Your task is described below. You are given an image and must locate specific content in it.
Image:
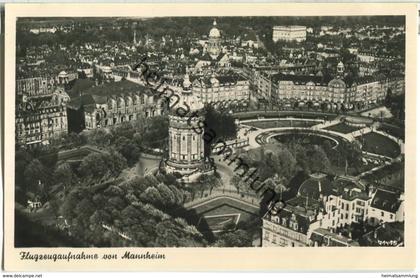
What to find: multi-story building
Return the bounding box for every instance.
[262,196,325,247]
[296,174,371,229]
[272,25,307,42]
[16,87,70,146]
[66,79,163,131]
[259,64,404,107]
[361,222,404,246]
[272,74,348,105]
[309,228,359,247]
[367,188,404,226]
[16,77,54,98]
[262,173,405,247]
[256,71,273,102]
[191,73,250,106]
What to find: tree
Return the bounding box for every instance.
[156,183,176,206]
[24,159,49,190]
[111,122,136,140]
[78,153,108,182]
[114,136,140,167]
[15,148,33,194]
[197,174,220,196]
[106,151,128,178]
[143,116,169,149]
[214,229,252,247]
[307,145,331,173]
[230,174,243,194]
[140,187,163,206]
[262,174,287,195]
[54,162,75,188]
[203,105,238,156]
[87,128,112,147]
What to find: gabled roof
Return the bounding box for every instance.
[272,73,333,86]
[67,80,153,109]
[310,228,359,247]
[371,189,402,213]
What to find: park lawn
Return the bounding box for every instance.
[245,120,317,129]
[324,122,361,134]
[378,125,405,140]
[358,132,401,158]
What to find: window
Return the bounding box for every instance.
[381,211,384,217]
[282,218,287,226]
[390,214,393,220]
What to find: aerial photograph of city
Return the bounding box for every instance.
[14,16,405,248]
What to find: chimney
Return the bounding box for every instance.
[368,185,375,198]
[318,180,323,198]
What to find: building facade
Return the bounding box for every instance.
[191,73,250,106]
[367,188,404,226]
[262,197,324,247]
[262,174,405,247]
[272,25,307,42]
[67,80,163,131]
[16,87,69,146]
[16,77,54,97]
[259,67,404,107]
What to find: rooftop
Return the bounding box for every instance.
[370,189,402,213]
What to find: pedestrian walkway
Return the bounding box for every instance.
[184,188,260,211]
[245,126,355,150]
[351,126,374,138]
[311,118,341,129]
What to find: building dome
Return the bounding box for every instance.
[328,78,346,88]
[210,73,218,85]
[337,61,345,73]
[58,71,68,77]
[209,19,220,38]
[183,73,192,89]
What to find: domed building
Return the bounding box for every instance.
[195,20,230,71]
[207,19,222,60]
[337,61,345,75]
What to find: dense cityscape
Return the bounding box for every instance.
[15,16,405,247]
